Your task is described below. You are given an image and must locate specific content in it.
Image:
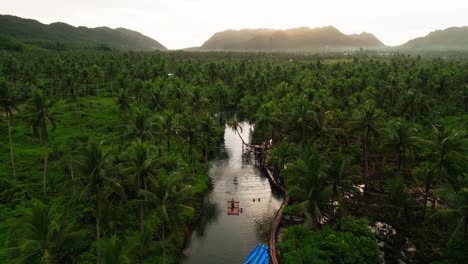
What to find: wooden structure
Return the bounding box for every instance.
[260,152,288,264]
[227,201,240,215]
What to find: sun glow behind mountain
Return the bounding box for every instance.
[1,0,467,49]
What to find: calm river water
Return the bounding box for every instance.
[180,124,283,264]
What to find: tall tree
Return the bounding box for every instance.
[433,184,468,241]
[122,140,159,232]
[138,170,193,264]
[349,102,382,193]
[26,88,56,195]
[285,147,331,228]
[0,76,17,181]
[96,235,130,264]
[6,201,86,264]
[77,141,121,263]
[380,119,420,174]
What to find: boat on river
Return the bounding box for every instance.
[244,243,269,264]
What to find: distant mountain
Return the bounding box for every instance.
[0,15,167,51]
[198,26,384,51]
[402,27,468,50]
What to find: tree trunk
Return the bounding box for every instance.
[43,140,49,195]
[69,162,75,196]
[423,184,429,215]
[140,177,147,233]
[364,134,370,194]
[162,222,166,264]
[433,158,444,210]
[159,137,162,157]
[397,148,402,174]
[75,97,83,134]
[96,82,102,108]
[6,115,16,182]
[96,190,101,264]
[235,129,248,146]
[167,138,170,153]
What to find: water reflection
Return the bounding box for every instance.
[180,123,283,264]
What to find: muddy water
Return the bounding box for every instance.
[180,124,283,264]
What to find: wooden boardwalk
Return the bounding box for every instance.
[261,164,288,264]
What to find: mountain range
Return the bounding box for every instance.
[1,14,468,52]
[401,26,468,51]
[0,15,166,51]
[199,26,384,51]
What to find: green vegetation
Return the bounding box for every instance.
[402,26,468,51]
[0,15,167,51]
[0,47,467,263]
[277,218,380,264]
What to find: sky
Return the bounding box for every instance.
[1,0,467,49]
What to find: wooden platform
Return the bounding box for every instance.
[227,201,240,215]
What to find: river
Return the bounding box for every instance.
[180,123,283,264]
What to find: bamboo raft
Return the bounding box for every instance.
[227,201,240,215]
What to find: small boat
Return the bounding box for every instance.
[243,243,262,264]
[250,245,265,264]
[244,243,269,264]
[256,246,269,264]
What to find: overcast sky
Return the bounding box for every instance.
[1,0,467,49]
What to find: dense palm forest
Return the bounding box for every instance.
[0,49,467,263]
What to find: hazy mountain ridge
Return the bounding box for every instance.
[0,15,167,51]
[402,26,468,50]
[199,26,385,51]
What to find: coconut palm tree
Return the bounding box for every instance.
[227,114,247,145]
[125,225,157,264]
[0,76,18,181]
[255,102,282,142]
[267,143,297,179]
[398,89,433,122]
[386,176,413,226]
[349,101,382,193]
[427,125,468,182]
[96,235,130,264]
[90,64,104,107]
[433,184,468,241]
[6,200,86,264]
[285,147,332,228]
[123,108,154,142]
[327,153,357,211]
[188,85,208,124]
[380,119,420,173]
[412,164,437,215]
[77,141,121,262]
[155,112,179,154]
[137,170,193,264]
[116,88,131,113]
[26,88,56,195]
[122,139,159,232]
[286,96,316,146]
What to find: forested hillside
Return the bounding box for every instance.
[199,26,384,51]
[0,50,467,263]
[403,26,468,50]
[0,15,167,51]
